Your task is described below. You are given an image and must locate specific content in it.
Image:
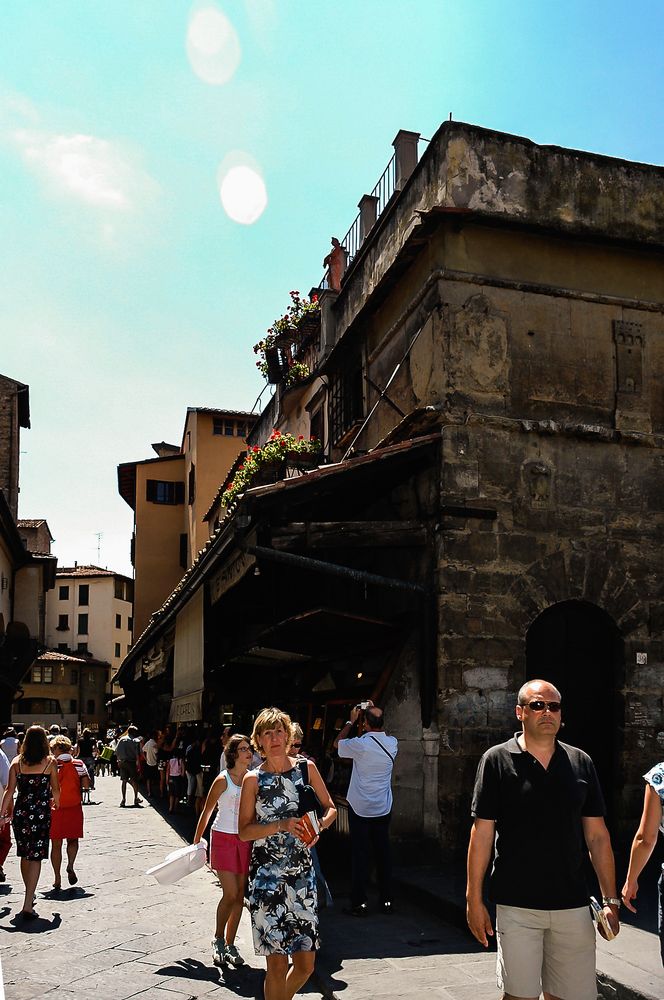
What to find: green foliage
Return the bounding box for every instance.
[221,432,321,510]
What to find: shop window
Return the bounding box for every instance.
[57,614,69,631]
[78,584,89,606]
[59,585,69,600]
[78,613,88,635]
[146,479,185,505]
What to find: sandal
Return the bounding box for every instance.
[66,867,78,885]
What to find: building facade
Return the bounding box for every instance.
[0,375,57,723]
[45,565,133,697]
[14,649,110,733]
[117,123,664,854]
[118,408,253,639]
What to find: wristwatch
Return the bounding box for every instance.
[602,896,621,907]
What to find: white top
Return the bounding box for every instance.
[143,739,159,767]
[0,737,18,763]
[211,769,243,834]
[0,747,9,791]
[337,731,398,818]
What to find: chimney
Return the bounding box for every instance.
[392,129,421,191]
[358,194,379,243]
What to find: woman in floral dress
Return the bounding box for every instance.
[239,708,336,1000]
[0,725,59,919]
[622,760,664,964]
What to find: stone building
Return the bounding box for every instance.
[118,122,664,853]
[0,375,57,723]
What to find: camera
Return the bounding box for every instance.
[357,701,370,711]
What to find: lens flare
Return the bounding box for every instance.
[218,154,267,225]
[186,6,241,85]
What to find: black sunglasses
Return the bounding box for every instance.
[291,742,302,748]
[526,700,561,713]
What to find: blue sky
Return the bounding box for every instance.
[1,1,662,576]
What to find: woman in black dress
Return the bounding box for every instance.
[0,726,59,919]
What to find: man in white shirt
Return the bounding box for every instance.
[334,701,398,916]
[0,727,19,763]
[0,745,10,881]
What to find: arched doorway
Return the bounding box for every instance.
[525,600,623,823]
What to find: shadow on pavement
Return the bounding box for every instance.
[41,886,95,901]
[3,910,62,933]
[157,957,264,999]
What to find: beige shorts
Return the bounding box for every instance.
[496,904,596,1000]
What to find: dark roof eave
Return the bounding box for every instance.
[118,433,439,683]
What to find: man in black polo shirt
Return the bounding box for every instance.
[466,679,620,1000]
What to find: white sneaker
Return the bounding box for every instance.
[224,943,245,968]
[212,938,227,967]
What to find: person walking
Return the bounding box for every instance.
[115,725,143,807]
[0,744,11,882]
[466,678,621,1000]
[141,730,160,798]
[621,759,664,963]
[0,725,60,919]
[239,707,336,1000]
[334,701,397,915]
[194,733,254,968]
[0,727,20,764]
[75,728,97,791]
[49,736,90,889]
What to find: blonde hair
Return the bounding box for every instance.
[51,736,73,755]
[292,723,304,742]
[251,707,293,758]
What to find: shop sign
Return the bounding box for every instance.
[210,550,255,604]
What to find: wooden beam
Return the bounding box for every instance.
[271,520,428,549]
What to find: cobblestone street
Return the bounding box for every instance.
[0,775,499,1000]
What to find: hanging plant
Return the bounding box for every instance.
[285,361,311,387]
[221,432,321,510]
[253,290,319,380]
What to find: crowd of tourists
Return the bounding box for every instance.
[4,681,664,1000]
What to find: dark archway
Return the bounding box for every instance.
[526,600,624,824]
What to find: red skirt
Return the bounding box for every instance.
[50,805,84,840]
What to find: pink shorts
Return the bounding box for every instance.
[210,830,251,875]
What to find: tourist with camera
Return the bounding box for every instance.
[334,700,398,916]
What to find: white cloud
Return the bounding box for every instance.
[10,129,155,211]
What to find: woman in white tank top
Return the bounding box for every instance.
[194,733,254,968]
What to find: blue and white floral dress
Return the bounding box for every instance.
[249,765,319,956]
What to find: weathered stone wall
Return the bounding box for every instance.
[437,419,664,851]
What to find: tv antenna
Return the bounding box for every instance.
[95,531,103,564]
